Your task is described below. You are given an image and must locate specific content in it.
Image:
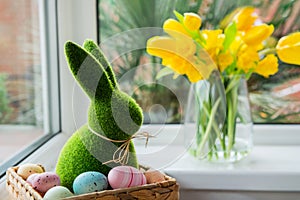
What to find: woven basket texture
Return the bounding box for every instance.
[6,166,43,200]
[6,166,179,200]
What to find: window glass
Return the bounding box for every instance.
[99,0,300,124]
[0,0,44,166]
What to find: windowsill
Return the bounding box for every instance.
[0,132,70,200]
[164,145,300,191]
[1,126,300,199]
[0,125,43,164]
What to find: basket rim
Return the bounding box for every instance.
[64,175,177,199]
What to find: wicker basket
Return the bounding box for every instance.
[6,166,179,200]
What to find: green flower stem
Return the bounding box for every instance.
[202,101,226,151]
[225,77,240,154]
[197,97,221,156]
[258,48,276,57]
[193,76,242,160]
[226,88,237,152]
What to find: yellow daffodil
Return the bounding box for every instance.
[228,34,244,54]
[183,12,202,31]
[243,24,274,48]
[202,30,224,49]
[146,9,296,84]
[146,36,176,59]
[276,32,300,65]
[233,7,258,31]
[162,54,204,83]
[237,48,259,73]
[147,36,196,59]
[217,51,234,72]
[219,7,243,29]
[163,19,190,38]
[146,9,299,162]
[254,54,278,78]
[146,35,204,82]
[202,30,224,60]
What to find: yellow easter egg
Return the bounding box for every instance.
[17,163,45,179]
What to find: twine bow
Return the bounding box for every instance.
[88,125,153,165]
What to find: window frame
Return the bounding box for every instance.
[56,0,300,148]
[0,0,60,177]
[1,0,299,182]
[1,1,300,198]
[95,0,300,145]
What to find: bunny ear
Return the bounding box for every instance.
[83,39,118,89]
[64,40,113,99]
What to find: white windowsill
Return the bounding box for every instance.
[1,125,300,199]
[164,145,300,191]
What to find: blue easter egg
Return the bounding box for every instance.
[73,171,108,195]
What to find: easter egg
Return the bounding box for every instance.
[26,173,39,183]
[27,172,60,193]
[108,166,146,189]
[43,186,73,200]
[73,171,108,195]
[144,170,165,184]
[17,163,45,179]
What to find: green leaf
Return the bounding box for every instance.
[156,67,174,80]
[222,22,237,52]
[173,10,184,23]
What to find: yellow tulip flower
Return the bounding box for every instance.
[276,32,300,65]
[147,36,196,57]
[183,12,202,31]
[146,9,288,83]
[186,65,204,83]
[233,7,258,31]
[237,48,259,73]
[146,36,176,59]
[243,24,274,48]
[219,7,243,29]
[218,51,234,72]
[162,54,204,83]
[228,34,244,54]
[163,19,190,38]
[254,54,278,78]
[202,30,224,49]
[202,30,224,60]
[146,35,205,82]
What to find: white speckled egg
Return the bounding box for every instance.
[27,172,60,193]
[43,186,73,200]
[108,166,146,189]
[17,163,45,179]
[73,171,108,195]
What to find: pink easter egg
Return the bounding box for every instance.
[29,172,60,193]
[108,166,146,189]
[26,173,40,185]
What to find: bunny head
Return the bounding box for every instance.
[64,40,143,140]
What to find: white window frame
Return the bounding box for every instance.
[54,0,300,147]
[0,0,60,177]
[0,0,97,195]
[57,0,300,196]
[1,0,300,199]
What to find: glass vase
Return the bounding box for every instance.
[185,75,253,163]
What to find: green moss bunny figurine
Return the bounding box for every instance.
[56,39,143,190]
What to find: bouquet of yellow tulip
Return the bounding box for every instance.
[146,7,300,162]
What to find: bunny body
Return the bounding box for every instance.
[56,40,143,190]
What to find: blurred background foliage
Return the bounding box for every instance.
[0,0,42,126]
[0,74,11,123]
[99,0,300,124]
